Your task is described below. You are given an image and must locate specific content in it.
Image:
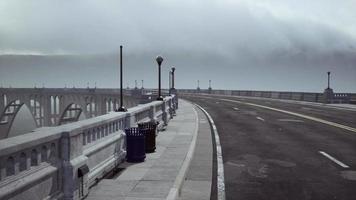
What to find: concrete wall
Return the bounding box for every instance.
[0,95,178,200]
[178,89,355,104]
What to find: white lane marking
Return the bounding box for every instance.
[256,117,265,122]
[233,107,239,111]
[217,98,356,134]
[216,102,220,104]
[278,119,304,123]
[195,103,226,200]
[319,151,350,168]
[301,107,323,112]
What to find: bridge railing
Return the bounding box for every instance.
[0,95,178,200]
[179,89,355,104]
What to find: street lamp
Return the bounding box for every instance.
[116,45,127,112]
[169,70,172,95]
[156,55,164,101]
[171,67,175,89]
[327,71,331,89]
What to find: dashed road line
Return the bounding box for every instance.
[319,151,350,168]
[278,119,304,123]
[233,107,239,111]
[256,117,265,122]
[217,98,356,134]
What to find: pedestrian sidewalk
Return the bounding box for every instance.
[85,99,203,200]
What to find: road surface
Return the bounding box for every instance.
[183,94,356,200]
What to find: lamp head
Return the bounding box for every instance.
[156,56,163,66]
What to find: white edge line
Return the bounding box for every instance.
[195,103,226,200]
[233,107,239,110]
[319,151,350,168]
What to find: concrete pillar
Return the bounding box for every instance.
[0,94,5,115]
[43,95,52,126]
[162,101,168,126]
[149,105,155,122]
[89,100,93,118]
[323,88,334,104]
[60,132,88,200]
[39,96,43,126]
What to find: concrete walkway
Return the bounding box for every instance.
[178,104,213,200]
[85,99,212,200]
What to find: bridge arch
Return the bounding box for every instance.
[0,100,37,139]
[58,103,87,125]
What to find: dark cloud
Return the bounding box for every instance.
[0,0,355,92]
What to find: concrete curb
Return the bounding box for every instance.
[166,100,200,200]
[194,103,226,200]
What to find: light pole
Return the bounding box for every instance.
[171,67,175,89]
[169,70,172,95]
[327,71,331,89]
[141,80,144,89]
[156,55,164,101]
[117,45,127,112]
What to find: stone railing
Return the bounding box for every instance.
[0,95,178,200]
[179,89,356,104]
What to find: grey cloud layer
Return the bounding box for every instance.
[0,0,355,91]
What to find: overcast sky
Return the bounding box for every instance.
[1,0,356,92]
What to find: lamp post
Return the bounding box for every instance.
[171,67,175,89]
[327,71,331,89]
[141,80,144,89]
[169,70,172,95]
[117,45,127,112]
[156,55,164,101]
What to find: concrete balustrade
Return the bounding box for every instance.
[179,89,355,104]
[0,95,178,200]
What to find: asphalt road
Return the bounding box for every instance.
[183,95,356,200]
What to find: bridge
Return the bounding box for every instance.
[0,87,177,200]
[0,87,154,139]
[0,87,356,200]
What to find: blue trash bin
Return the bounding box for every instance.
[125,127,146,163]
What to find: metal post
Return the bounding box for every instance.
[171,67,175,89]
[135,80,138,89]
[141,80,144,89]
[327,71,330,89]
[169,71,172,89]
[156,56,164,101]
[117,45,127,112]
[169,71,172,96]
